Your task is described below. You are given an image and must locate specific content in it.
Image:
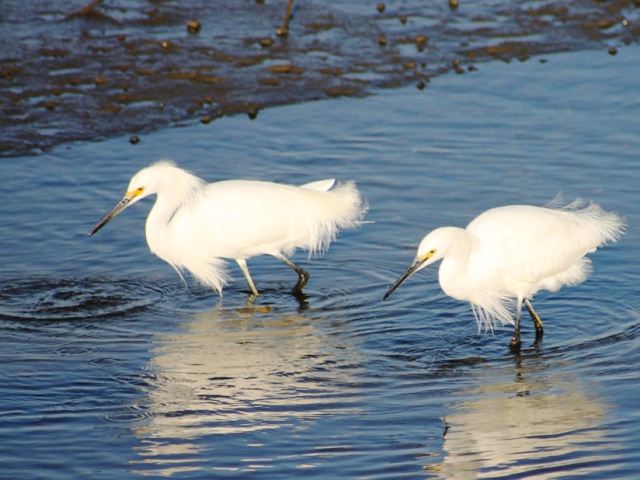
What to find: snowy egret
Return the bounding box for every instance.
[90,160,367,295]
[383,199,625,348]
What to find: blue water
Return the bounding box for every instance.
[1,47,639,478]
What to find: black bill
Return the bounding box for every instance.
[383,259,424,300]
[89,196,131,236]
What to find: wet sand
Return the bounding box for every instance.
[1,0,638,157]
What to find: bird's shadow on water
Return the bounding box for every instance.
[243,288,311,313]
[417,313,638,478]
[358,296,628,478]
[163,279,310,313]
[424,353,613,478]
[129,292,366,476]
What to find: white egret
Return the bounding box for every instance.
[383,199,625,348]
[90,160,367,296]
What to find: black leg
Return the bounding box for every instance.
[524,298,544,344]
[275,254,309,293]
[509,299,522,350]
[509,318,521,350]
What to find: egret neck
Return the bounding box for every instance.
[436,227,475,302]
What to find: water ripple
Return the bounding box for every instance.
[1,45,640,479]
[0,277,171,322]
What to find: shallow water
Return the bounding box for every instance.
[1,47,639,478]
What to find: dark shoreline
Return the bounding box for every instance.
[1,0,638,157]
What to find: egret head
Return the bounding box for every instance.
[89,165,158,236]
[125,162,179,199]
[383,228,455,300]
[89,161,203,236]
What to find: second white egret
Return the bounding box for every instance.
[383,199,625,348]
[90,160,367,296]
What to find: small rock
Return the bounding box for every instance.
[200,75,222,84]
[247,108,259,120]
[325,86,358,98]
[377,3,386,13]
[186,19,201,35]
[268,64,304,74]
[129,135,140,145]
[399,15,408,24]
[595,19,616,30]
[417,80,426,90]
[99,103,121,114]
[259,77,281,86]
[449,0,459,9]
[608,46,618,55]
[378,34,388,46]
[259,37,273,48]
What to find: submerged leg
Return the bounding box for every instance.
[235,259,259,296]
[274,253,309,293]
[524,298,544,342]
[509,297,523,350]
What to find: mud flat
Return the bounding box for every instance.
[1,0,638,156]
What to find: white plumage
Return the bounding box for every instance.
[384,199,625,348]
[90,160,367,295]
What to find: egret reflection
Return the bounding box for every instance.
[426,360,610,479]
[131,304,361,476]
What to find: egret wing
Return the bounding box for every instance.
[467,205,601,284]
[173,179,365,259]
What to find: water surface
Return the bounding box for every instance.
[1,47,639,478]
